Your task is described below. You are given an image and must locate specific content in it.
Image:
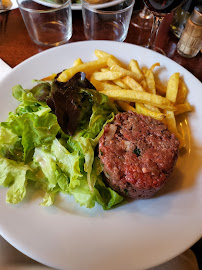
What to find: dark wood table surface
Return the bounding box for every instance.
[0,8,202,81]
[0,5,201,269]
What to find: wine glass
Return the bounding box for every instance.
[131,5,153,30]
[143,0,187,55]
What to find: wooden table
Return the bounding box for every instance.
[0,9,202,81]
[0,6,201,269]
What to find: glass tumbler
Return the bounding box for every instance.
[82,0,135,42]
[17,0,72,46]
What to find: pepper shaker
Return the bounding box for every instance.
[177,6,202,58]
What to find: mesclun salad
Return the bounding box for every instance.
[0,72,124,209]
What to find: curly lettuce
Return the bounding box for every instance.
[0,73,123,209]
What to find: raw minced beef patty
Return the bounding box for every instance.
[98,111,180,199]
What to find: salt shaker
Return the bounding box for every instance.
[177,6,202,58]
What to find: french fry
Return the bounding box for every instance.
[176,77,188,104]
[90,77,122,91]
[144,103,161,113]
[116,100,136,112]
[106,55,127,68]
[165,72,184,147]
[117,101,164,121]
[129,60,144,80]
[117,75,161,114]
[155,79,167,96]
[94,49,112,59]
[165,110,185,148]
[122,76,144,92]
[99,90,176,110]
[150,63,160,72]
[73,58,83,67]
[113,79,128,89]
[109,64,142,82]
[57,58,108,82]
[140,79,148,91]
[42,73,57,81]
[136,103,165,121]
[165,111,178,134]
[92,71,122,81]
[175,102,193,115]
[129,60,148,90]
[101,68,110,72]
[142,67,156,94]
[166,73,180,102]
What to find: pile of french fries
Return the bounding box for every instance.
[44,50,193,148]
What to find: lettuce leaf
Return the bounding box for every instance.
[51,138,82,189]
[1,92,60,162]
[0,74,124,209]
[0,157,30,204]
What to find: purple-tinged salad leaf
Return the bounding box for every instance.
[47,72,118,137]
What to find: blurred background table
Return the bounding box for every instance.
[0,7,201,81]
[0,2,201,270]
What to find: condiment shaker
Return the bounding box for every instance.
[177,6,202,58]
[170,0,198,38]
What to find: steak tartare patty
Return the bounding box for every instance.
[98,111,180,199]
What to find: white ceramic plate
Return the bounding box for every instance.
[0,41,201,270]
[33,0,81,9]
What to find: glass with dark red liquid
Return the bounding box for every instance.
[143,0,187,15]
[142,0,186,54]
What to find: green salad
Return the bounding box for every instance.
[0,72,123,209]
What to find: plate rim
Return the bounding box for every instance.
[1,40,201,85]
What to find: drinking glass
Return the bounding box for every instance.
[131,5,153,30]
[143,0,187,54]
[17,0,72,46]
[82,0,135,41]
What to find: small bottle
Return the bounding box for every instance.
[177,6,202,58]
[170,0,194,38]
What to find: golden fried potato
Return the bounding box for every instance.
[176,77,188,104]
[94,49,112,59]
[42,73,57,81]
[113,79,128,89]
[109,64,142,82]
[142,67,156,94]
[99,90,175,110]
[165,110,185,148]
[150,63,160,72]
[166,73,180,102]
[58,58,108,82]
[92,71,122,81]
[155,79,167,96]
[136,103,165,121]
[175,102,193,115]
[116,100,136,112]
[165,72,184,147]
[129,60,144,80]
[144,103,161,113]
[90,77,122,91]
[73,58,84,67]
[122,76,144,92]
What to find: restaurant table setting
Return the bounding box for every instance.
[0,0,202,270]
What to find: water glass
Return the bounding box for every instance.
[81,0,135,42]
[17,0,72,46]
